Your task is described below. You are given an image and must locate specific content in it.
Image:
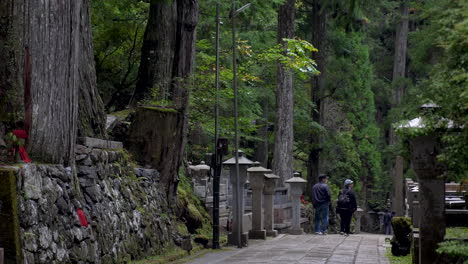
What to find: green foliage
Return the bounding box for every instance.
[391,217,412,242]
[91,0,149,111]
[436,241,468,263]
[445,227,468,240]
[402,0,468,181]
[320,29,385,207]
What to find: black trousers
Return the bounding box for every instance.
[339,211,353,234]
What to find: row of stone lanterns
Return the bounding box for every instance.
[223,150,307,247]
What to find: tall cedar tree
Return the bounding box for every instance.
[135,0,198,199]
[390,0,409,216]
[273,0,296,185]
[0,0,106,164]
[78,0,107,138]
[307,0,327,193]
[0,0,83,165]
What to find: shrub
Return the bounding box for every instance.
[391,217,412,256]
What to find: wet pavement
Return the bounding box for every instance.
[186,233,390,264]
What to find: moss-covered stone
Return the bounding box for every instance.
[0,168,22,264]
[391,217,412,256]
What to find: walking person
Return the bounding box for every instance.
[311,174,331,235]
[383,209,393,235]
[336,179,357,236]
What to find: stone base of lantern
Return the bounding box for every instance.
[288,228,304,235]
[248,229,266,239]
[228,232,249,247]
[266,230,278,237]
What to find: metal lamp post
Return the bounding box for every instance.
[230,0,251,249]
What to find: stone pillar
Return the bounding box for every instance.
[409,134,445,264]
[354,208,364,234]
[247,163,271,239]
[392,156,405,216]
[412,200,420,228]
[0,168,22,263]
[223,150,253,247]
[285,176,307,235]
[264,173,279,237]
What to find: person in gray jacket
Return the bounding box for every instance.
[311,174,331,235]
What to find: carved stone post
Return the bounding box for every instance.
[223,150,253,247]
[285,176,307,235]
[354,208,364,234]
[409,134,445,264]
[264,173,279,237]
[247,162,271,239]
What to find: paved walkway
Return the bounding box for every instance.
[187,234,390,264]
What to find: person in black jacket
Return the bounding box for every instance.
[311,174,331,235]
[337,179,357,236]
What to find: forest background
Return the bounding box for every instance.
[29,0,468,210]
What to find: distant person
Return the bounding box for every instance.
[312,174,331,235]
[383,209,393,235]
[336,179,357,236]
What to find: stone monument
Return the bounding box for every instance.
[247,162,271,239]
[285,174,307,235]
[264,173,280,237]
[223,150,253,247]
[409,134,445,264]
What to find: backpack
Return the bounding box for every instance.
[337,190,350,209]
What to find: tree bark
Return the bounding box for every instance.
[78,0,106,138]
[390,0,409,216]
[0,1,23,123]
[307,0,327,194]
[0,0,82,165]
[134,0,198,200]
[273,0,296,185]
[132,1,177,105]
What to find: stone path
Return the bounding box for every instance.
[187,234,390,264]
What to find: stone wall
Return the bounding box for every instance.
[15,145,173,264]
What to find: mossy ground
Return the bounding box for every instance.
[386,247,412,264]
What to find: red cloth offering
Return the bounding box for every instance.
[11,129,31,162]
[12,129,28,139]
[77,208,89,227]
[18,146,31,163]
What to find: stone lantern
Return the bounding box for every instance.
[247,162,271,239]
[223,150,253,246]
[408,133,445,264]
[285,175,307,235]
[398,104,448,264]
[264,173,279,237]
[194,161,211,199]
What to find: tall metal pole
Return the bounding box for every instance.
[212,3,221,250]
[231,0,242,249]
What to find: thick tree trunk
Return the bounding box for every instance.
[307,0,327,194]
[390,0,409,216]
[273,0,296,185]
[133,1,177,105]
[0,0,82,165]
[78,0,106,138]
[134,0,198,200]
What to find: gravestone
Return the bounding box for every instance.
[354,208,364,234]
[264,174,279,237]
[247,163,271,239]
[285,176,307,235]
